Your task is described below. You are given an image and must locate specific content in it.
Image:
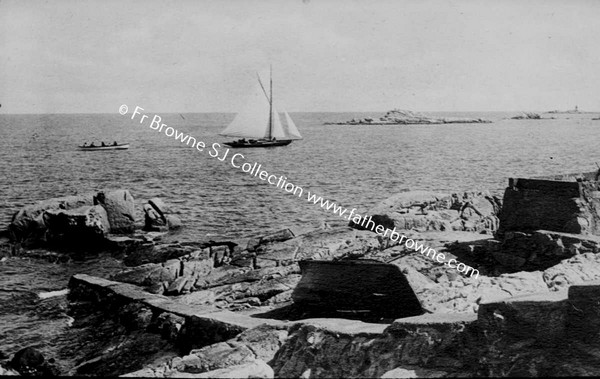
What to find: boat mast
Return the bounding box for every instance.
[268,65,273,140]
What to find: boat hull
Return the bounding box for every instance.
[292,260,423,319]
[78,144,130,151]
[223,140,292,148]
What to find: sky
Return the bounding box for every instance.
[1,0,599,113]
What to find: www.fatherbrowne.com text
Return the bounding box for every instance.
[123,105,479,279]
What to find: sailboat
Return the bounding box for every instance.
[220,68,302,148]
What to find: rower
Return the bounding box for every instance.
[101,142,106,147]
[113,141,118,146]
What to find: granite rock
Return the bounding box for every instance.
[94,189,136,233]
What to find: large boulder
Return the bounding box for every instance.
[8,189,137,245]
[94,190,136,233]
[8,193,94,244]
[43,205,110,245]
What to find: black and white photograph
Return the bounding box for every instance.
[2,0,600,377]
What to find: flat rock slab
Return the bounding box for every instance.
[390,312,478,327]
[289,318,389,336]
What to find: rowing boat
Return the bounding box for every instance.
[78,143,129,151]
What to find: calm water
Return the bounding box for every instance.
[1,111,600,368]
[2,111,600,241]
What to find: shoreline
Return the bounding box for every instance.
[3,171,600,375]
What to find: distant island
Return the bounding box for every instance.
[324,109,491,125]
[510,112,555,120]
[547,105,583,114]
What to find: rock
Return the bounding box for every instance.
[352,191,499,234]
[0,364,19,376]
[325,109,491,125]
[166,276,188,295]
[396,252,550,313]
[259,229,296,244]
[94,189,136,233]
[110,263,162,286]
[143,203,165,231]
[193,266,246,290]
[167,325,287,376]
[178,290,216,306]
[118,303,154,331]
[272,315,473,377]
[105,235,145,252]
[543,253,600,291]
[496,230,600,271]
[227,324,290,363]
[568,282,600,343]
[166,215,182,230]
[381,366,448,378]
[245,274,301,302]
[10,347,58,376]
[478,291,569,345]
[121,367,167,377]
[187,359,274,378]
[151,312,185,341]
[511,112,541,120]
[162,259,182,280]
[211,245,231,266]
[143,198,180,232]
[174,342,256,373]
[43,205,110,245]
[8,193,94,244]
[182,259,213,280]
[149,197,170,216]
[124,243,197,266]
[246,237,262,252]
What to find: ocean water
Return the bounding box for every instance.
[2,111,600,241]
[1,110,600,368]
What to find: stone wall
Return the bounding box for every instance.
[498,177,600,237]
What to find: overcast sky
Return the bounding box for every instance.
[1,0,599,113]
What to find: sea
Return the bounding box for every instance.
[1,110,600,370]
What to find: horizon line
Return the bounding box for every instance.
[1,109,599,115]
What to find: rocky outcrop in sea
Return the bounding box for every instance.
[324,109,491,125]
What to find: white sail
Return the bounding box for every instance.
[219,81,271,138]
[220,69,302,141]
[270,106,287,139]
[283,110,302,140]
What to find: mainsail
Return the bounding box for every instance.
[219,80,271,138]
[219,70,301,140]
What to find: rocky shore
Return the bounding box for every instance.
[324,109,491,125]
[4,171,600,376]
